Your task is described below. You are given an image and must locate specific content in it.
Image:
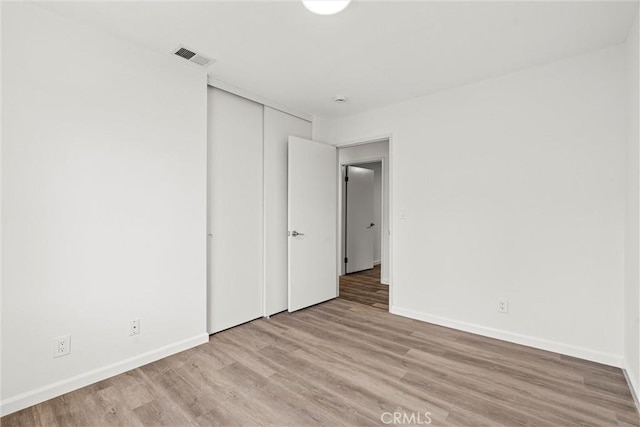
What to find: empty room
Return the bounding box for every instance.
[2,0,640,426]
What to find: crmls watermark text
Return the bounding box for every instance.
[380,411,432,425]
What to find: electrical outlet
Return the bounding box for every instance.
[130,319,140,336]
[53,334,70,358]
[498,299,509,313]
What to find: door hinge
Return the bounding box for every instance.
[344,176,349,182]
[344,257,348,263]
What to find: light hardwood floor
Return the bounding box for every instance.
[339,265,388,310]
[2,298,638,426]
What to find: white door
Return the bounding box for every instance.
[263,108,312,316]
[288,136,337,312]
[208,88,263,333]
[345,166,375,273]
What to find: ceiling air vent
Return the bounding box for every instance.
[173,46,214,67]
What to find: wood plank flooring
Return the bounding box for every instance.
[339,265,388,310]
[2,298,638,426]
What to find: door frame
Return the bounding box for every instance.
[336,135,393,310]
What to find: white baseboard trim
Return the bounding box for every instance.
[374,260,382,266]
[623,366,640,413]
[0,333,209,417]
[390,306,623,368]
[381,278,390,285]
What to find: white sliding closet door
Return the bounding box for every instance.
[263,107,311,316]
[208,88,263,333]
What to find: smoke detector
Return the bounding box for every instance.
[333,95,349,104]
[173,46,215,67]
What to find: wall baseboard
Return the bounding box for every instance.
[0,333,209,417]
[390,306,623,368]
[374,260,382,266]
[623,366,640,413]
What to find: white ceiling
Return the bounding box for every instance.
[36,1,638,118]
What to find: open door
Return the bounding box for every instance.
[345,166,375,273]
[288,136,337,312]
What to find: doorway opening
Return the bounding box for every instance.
[337,139,390,310]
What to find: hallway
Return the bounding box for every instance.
[338,265,388,310]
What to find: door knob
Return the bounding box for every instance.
[290,231,305,237]
[366,223,375,229]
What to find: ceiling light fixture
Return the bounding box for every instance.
[302,0,351,15]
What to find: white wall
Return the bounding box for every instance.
[339,142,390,284]
[358,162,383,264]
[625,10,640,397]
[1,3,208,415]
[263,107,312,316]
[317,45,627,365]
